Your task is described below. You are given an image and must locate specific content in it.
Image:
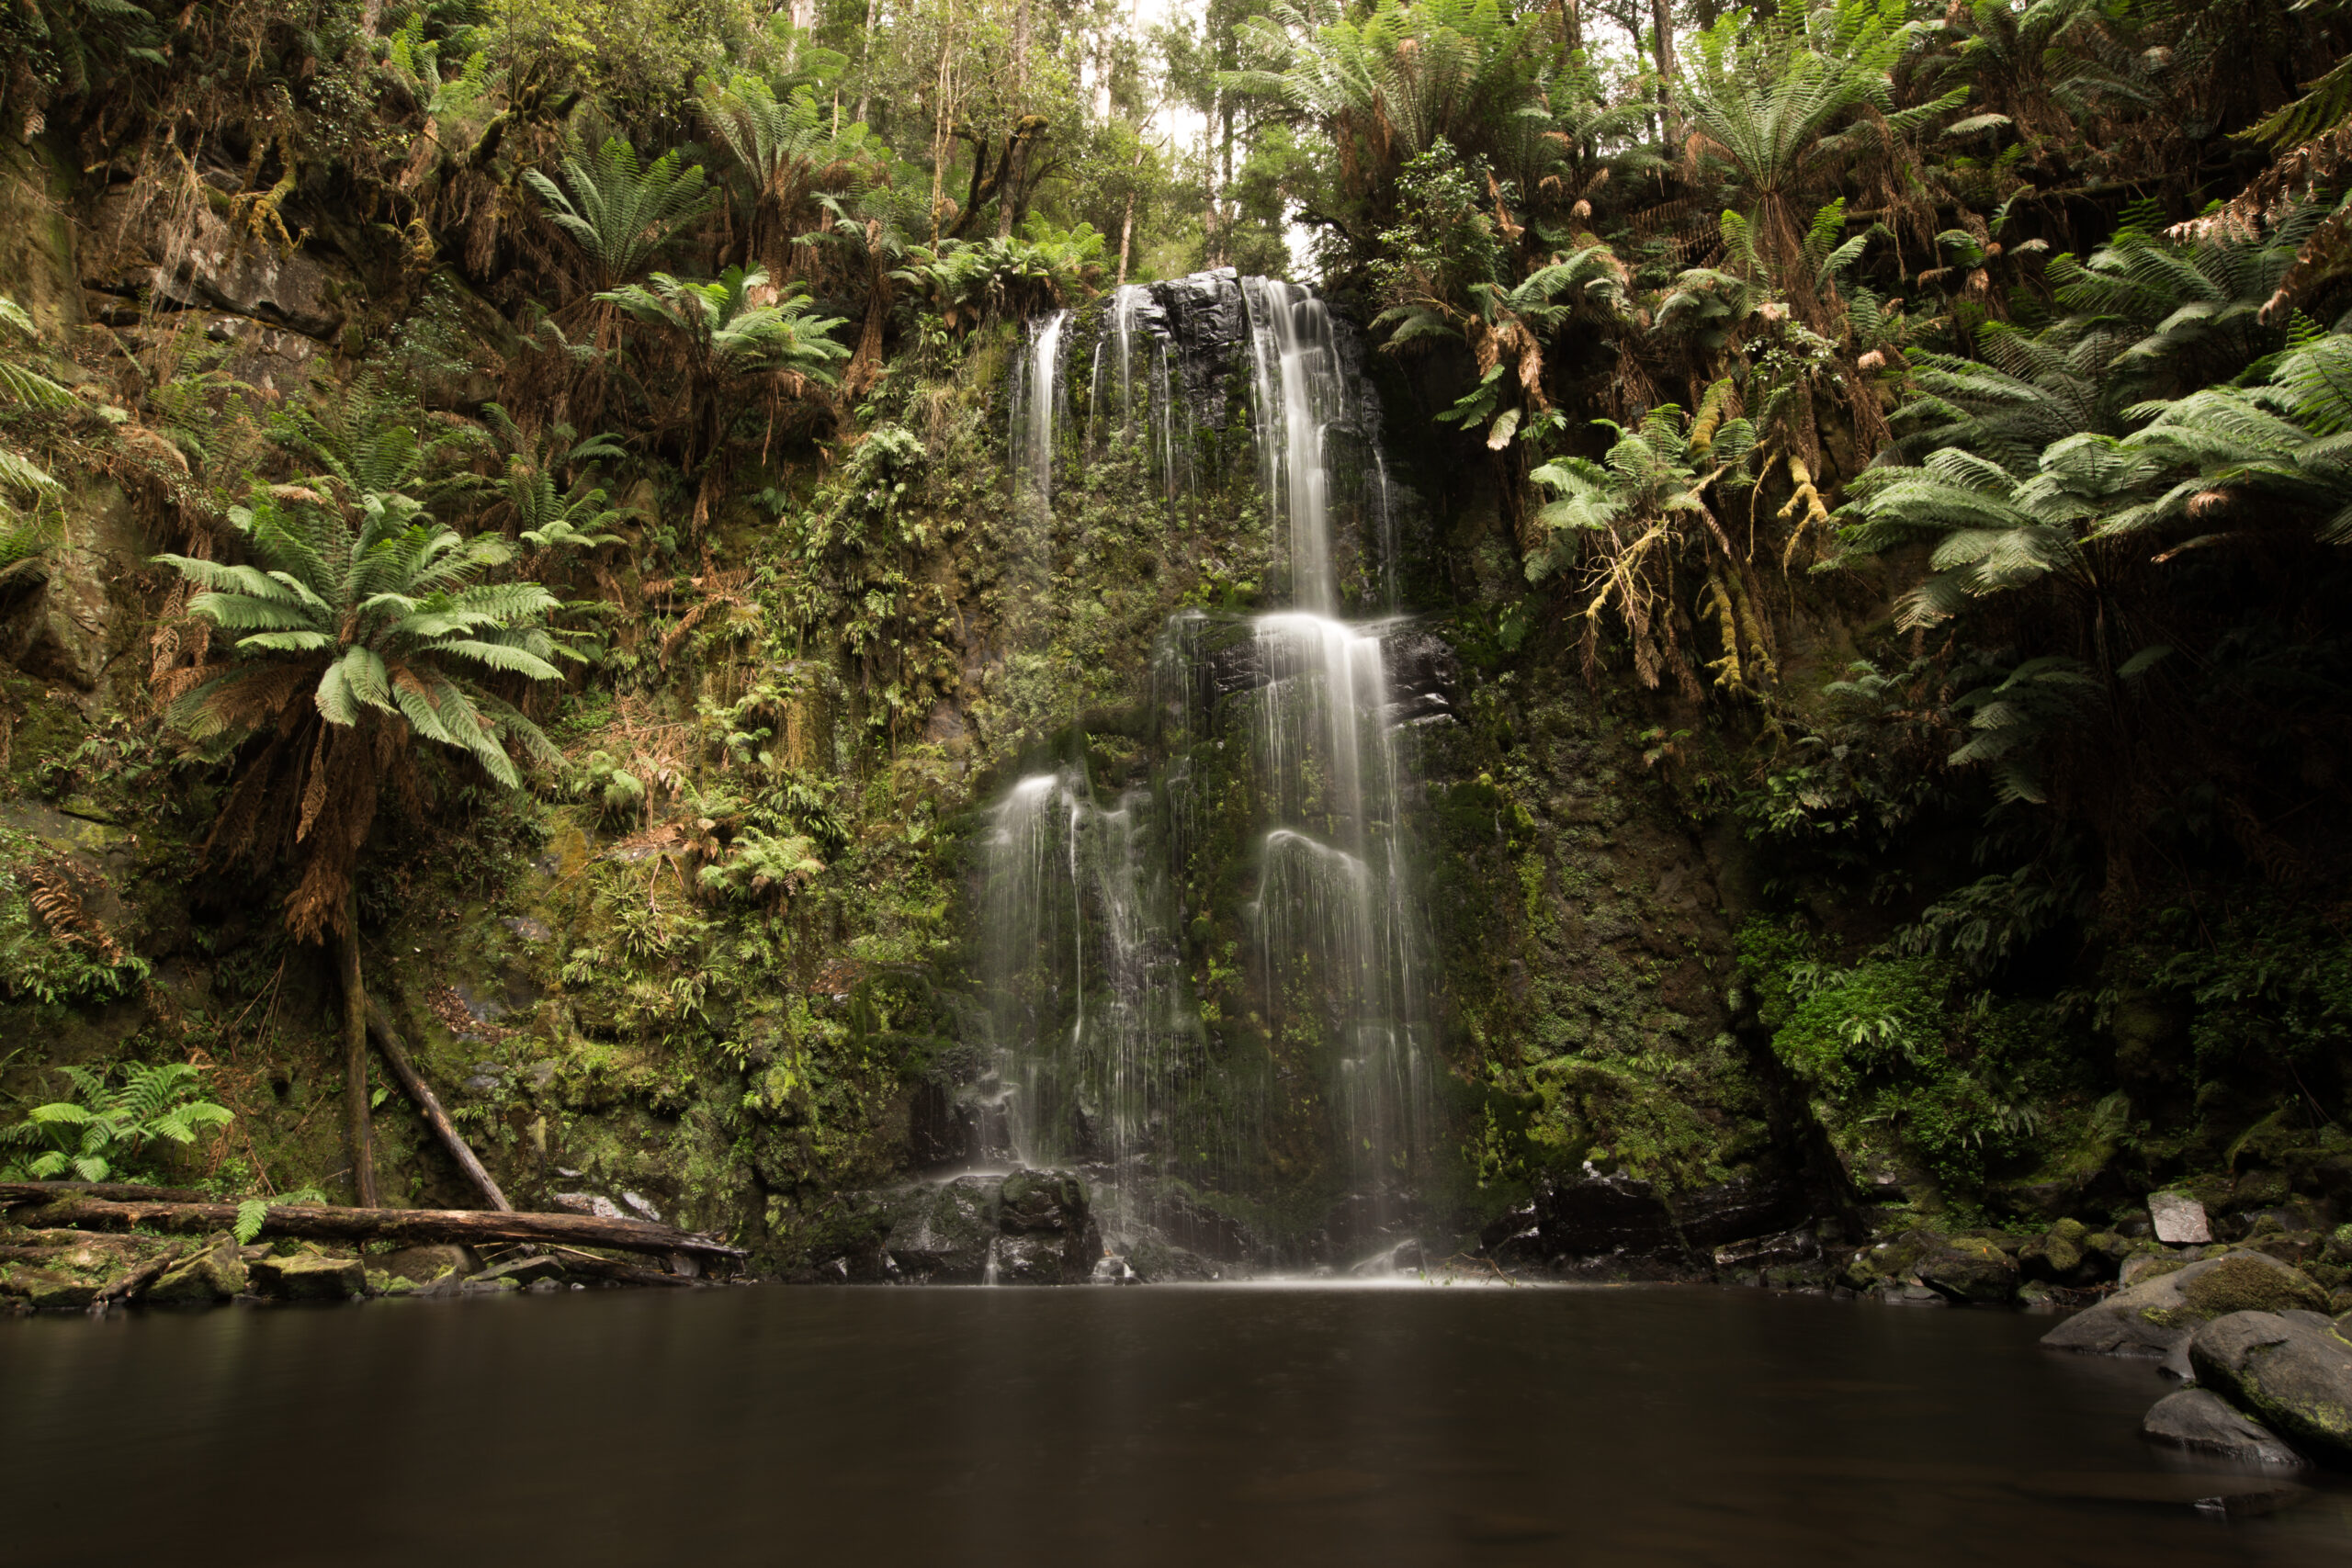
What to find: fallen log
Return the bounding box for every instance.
[0,1181,214,1207]
[366,996,512,1213]
[0,1188,746,1264]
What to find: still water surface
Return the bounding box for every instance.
[5,1283,2347,1565]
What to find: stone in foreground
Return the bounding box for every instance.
[2142,1388,2306,1467]
[2189,1310,2352,1465]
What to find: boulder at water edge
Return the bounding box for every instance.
[2142,1388,2307,1468]
[146,1235,248,1304]
[2041,1250,2327,1362]
[2189,1311,2352,1465]
[1915,1235,2019,1304]
[246,1252,367,1301]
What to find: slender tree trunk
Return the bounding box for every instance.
[1116,135,1149,286]
[1555,0,1581,56]
[928,0,956,244]
[336,895,379,1210]
[854,0,880,127]
[999,0,1034,238]
[1651,0,1679,141]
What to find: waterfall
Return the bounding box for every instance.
[973,272,1435,1268]
[1241,278,1348,612]
[1009,309,1070,513]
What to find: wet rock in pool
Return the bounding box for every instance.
[146,1235,248,1304]
[883,1175,1001,1281]
[2190,1310,2352,1465]
[247,1252,367,1301]
[2142,1388,2307,1467]
[2042,1249,2326,1360]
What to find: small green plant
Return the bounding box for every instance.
[233,1184,328,1245]
[0,1061,232,1183]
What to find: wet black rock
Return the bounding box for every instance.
[1526,1169,1808,1267]
[879,1168,1102,1284]
[2143,1388,2307,1467]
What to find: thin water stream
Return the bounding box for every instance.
[4,1287,2341,1565]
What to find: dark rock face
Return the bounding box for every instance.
[2190,1311,2352,1464]
[1524,1170,1808,1267]
[880,1168,1102,1284]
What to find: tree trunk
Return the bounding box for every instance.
[1555,0,1581,56]
[999,0,1033,237]
[336,897,379,1210]
[1651,0,1679,141]
[365,997,511,1212]
[1116,133,1149,286]
[853,0,879,127]
[0,1189,749,1264]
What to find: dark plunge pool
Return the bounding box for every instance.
[4,1283,2346,1565]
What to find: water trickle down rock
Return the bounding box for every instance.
[967,273,1442,1268]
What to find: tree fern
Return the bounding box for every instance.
[525,138,717,289]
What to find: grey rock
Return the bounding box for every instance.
[2190,1311,2352,1464]
[2042,1249,2320,1359]
[2142,1388,2306,1467]
[2150,1190,2213,1245]
[470,1254,565,1287]
[553,1192,625,1219]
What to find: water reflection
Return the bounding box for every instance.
[2,1286,2346,1565]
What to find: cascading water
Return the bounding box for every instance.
[973,270,1437,1268]
[1008,309,1070,513]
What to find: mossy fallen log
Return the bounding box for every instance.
[0,1186,746,1264]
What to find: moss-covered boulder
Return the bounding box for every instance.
[247,1252,366,1301]
[2190,1312,2352,1465]
[145,1235,246,1304]
[1916,1235,2018,1305]
[2044,1249,2326,1359]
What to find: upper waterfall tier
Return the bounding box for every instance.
[1008,269,1396,614]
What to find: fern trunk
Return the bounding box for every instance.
[337,897,380,1209]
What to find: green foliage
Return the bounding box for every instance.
[0,1061,231,1183]
[157,489,574,790]
[894,219,1106,333]
[526,137,717,288]
[599,265,850,387]
[1738,918,2065,1186]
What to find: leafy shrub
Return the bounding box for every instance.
[0,1062,232,1182]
